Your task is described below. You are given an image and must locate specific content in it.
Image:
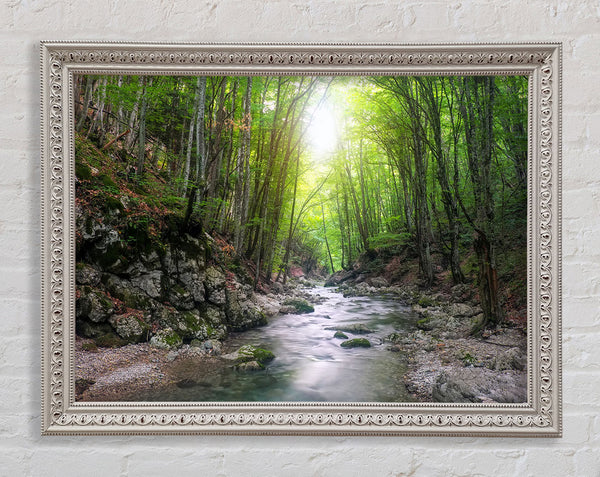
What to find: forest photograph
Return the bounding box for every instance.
[73,72,529,404]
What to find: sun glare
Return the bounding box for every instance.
[306,105,338,156]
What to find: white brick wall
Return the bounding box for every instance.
[1,1,598,475]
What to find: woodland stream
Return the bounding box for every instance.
[138,286,420,402]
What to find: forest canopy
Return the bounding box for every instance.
[74,73,528,331]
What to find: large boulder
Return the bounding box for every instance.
[367,276,389,288]
[447,303,481,318]
[432,368,527,403]
[131,270,163,299]
[204,266,227,305]
[152,307,212,341]
[150,327,182,350]
[225,289,266,331]
[222,344,275,369]
[76,287,114,323]
[340,338,371,348]
[280,298,314,314]
[324,269,356,287]
[108,313,150,343]
[325,323,373,335]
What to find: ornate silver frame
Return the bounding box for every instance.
[41,42,561,436]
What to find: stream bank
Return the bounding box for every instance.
[76,277,526,403]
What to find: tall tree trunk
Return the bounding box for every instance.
[136,77,149,178]
[454,76,502,330]
[321,201,335,274]
[234,77,253,254]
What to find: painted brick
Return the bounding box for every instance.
[0,0,599,476]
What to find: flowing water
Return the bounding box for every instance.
[139,286,420,402]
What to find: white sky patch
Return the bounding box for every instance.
[306,105,338,156]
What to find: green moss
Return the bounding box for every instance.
[94,333,127,348]
[252,348,275,365]
[235,345,275,366]
[98,173,117,189]
[417,296,435,307]
[76,162,92,181]
[81,342,98,352]
[158,328,183,348]
[416,316,434,331]
[104,195,124,212]
[459,351,477,366]
[333,331,348,339]
[340,338,371,348]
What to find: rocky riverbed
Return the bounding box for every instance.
[76,267,527,404]
[75,281,322,401]
[328,274,527,403]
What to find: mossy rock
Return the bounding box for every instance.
[150,327,183,350]
[340,338,371,349]
[75,162,92,181]
[94,332,127,348]
[229,344,275,366]
[104,195,124,213]
[282,298,314,314]
[109,314,150,343]
[98,173,117,189]
[416,316,437,331]
[333,331,349,339]
[81,342,98,352]
[417,296,436,307]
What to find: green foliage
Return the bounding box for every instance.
[367,232,411,251]
[74,71,527,330]
[417,296,436,307]
[76,162,92,181]
[459,351,477,367]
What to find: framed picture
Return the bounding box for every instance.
[41,42,561,436]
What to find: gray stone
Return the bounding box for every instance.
[493,347,527,371]
[432,367,527,403]
[76,288,114,323]
[368,276,389,288]
[168,281,195,310]
[225,289,267,331]
[150,327,182,350]
[108,313,150,343]
[235,360,263,371]
[131,270,163,299]
[103,274,154,310]
[75,264,101,286]
[447,303,480,317]
[178,271,205,304]
[325,323,373,334]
